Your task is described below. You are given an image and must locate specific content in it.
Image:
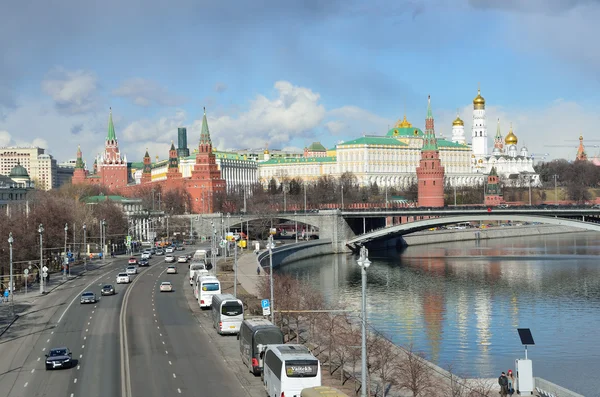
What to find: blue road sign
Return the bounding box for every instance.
[261,299,270,309]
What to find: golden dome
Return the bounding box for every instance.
[264,149,269,154]
[505,123,518,145]
[452,115,464,127]
[395,115,413,129]
[473,87,485,109]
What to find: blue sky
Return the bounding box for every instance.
[1,0,600,165]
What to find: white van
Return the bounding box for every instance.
[194,249,207,262]
[189,262,207,286]
[211,294,244,335]
[193,270,210,298]
[197,275,221,309]
[263,344,321,397]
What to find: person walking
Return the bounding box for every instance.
[498,372,509,396]
[507,369,515,395]
[256,265,261,275]
[3,289,9,303]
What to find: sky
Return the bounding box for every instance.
[1,0,600,166]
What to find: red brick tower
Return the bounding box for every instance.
[99,108,128,188]
[166,141,182,180]
[141,149,152,184]
[71,145,87,184]
[187,108,226,213]
[484,166,503,206]
[416,96,445,207]
[576,135,587,161]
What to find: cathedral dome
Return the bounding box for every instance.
[9,163,29,179]
[452,115,464,126]
[505,125,518,145]
[473,88,485,109]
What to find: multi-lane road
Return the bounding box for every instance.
[0,249,250,397]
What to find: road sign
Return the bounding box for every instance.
[42,272,48,278]
[126,235,132,243]
[24,269,29,275]
[261,299,271,316]
[42,266,48,272]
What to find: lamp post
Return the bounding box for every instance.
[64,223,68,280]
[356,245,371,397]
[213,227,218,274]
[304,182,307,240]
[83,224,87,271]
[553,174,559,205]
[101,219,106,261]
[528,175,532,206]
[294,211,298,244]
[234,232,238,298]
[341,184,344,210]
[268,233,275,324]
[8,232,14,316]
[38,224,45,294]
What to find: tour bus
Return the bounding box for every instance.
[193,270,210,298]
[197,275,221,309]
[262,344,321,397]
[194,249,207,262]
[300,386,349,397]
[211,294,244,335]
[189,262,207,285]
[238,318,285,376]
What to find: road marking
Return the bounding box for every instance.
[159,333,162,337]
[84,336,87,340]
[46,339,50,343]
[86,329,88,332]
[178,389,181,394]
[77,365,80,370]
[154,313,156,317]
[51,331,54,334]
[157,326,159,329]
[31,369,35,373]
[162,341,165,345]
[89,316,92,319]
[165,350,168,354]
[24,382,28,387]
[82,345,85,349]
[80,354,83,358]
[42,347,46,351]
[172,373,176,379]
[58,268,116,323]
[71,393,74,397]
[168,360,172,365]
[74,378,78,383]
[37,357,40,362]
[155,319,157,322]
[92,311,95,314]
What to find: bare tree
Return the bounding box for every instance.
[395,344,435,397]
[370,333,402,396]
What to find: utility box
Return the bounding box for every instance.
[515,359,533,395]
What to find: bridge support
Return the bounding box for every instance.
[317,210,355,253]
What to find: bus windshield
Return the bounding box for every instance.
[202,283,219,291]
[221,302,243,316]
[255,329,284,348]
[285,360,319,377]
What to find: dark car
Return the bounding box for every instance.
[45,347,73,370]
[80,291,97,304]
[139,258,149,267]
[101,284,115,296]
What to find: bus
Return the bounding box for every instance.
[189,262,207,286]
[211,294,244,335]
[193,270,210,298]
[238,318,285,376]
[263,344,321,397]
[301,386,349,397]
[197,275,221,309]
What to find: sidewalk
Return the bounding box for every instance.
[235,249,263,297]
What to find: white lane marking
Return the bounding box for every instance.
[80,354,83,358]
[58,269,116,323]
[77,365,80,370]
[71,394,74,397]
[51,331,54,335]
[74,378,77,383]
[87,322,90,325]
[94,305,97,308]
[92,311,95,314]
[165,350,168,354]
[84,336,87,340]
[178,389,181,394]
[157,326,159,329]
[37,357,40,362]
[154,313,156,317]
[168,360,172,365]
[172,373,176,379]
[162,341,165,345]
[42,348,46,351]
[159,333,162,337]
[89,316,92,319]
[46,339,50,343]
[24,382,28,387]
[155,319,157,322]
[82,345,85,349]
[31,369,34,373]
[85,329,88,332]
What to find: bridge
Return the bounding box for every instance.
[177,207,600,252]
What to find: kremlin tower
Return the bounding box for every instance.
[576,135,587,161]
[471,86,488,159]
[141,149,152,184]
[451,110,466,145]
[484,166,503,206]
[97,108,128,188]
[416,96,445,207]
[72,145,86,184]
[493,118,503,151]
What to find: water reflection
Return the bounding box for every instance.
[279,232,600,396]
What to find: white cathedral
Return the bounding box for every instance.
[450,88,538,185]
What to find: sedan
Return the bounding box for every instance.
[177,256,188,263]
[139,258,150,267]
[117,273,130,284]
[126,265,138,275]
[128,257,138,265]
[165,247,174,253]
[80,291,97,304]
[177,246,185,251]
[165,255,175,263]
[45,347,73,370]
[101,284,115,296]
[166,265,177,274]
[155,249,164,256]
[159,281,173,292]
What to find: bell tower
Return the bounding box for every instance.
[416,96,445,207]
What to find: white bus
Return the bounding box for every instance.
[193,270,210,298]
[263,344,321,397]
[197,275,221,309]
[189,262,207,285]
[211,294,244,335]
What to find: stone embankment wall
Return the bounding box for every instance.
[403,224,585,246]
[257,239,334,269]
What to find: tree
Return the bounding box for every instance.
[162,187,192,215]
[395,344,435,397]
[370,333,402,396]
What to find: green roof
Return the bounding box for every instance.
[338,136,408,147]
[200,108,211,144]
[260,156,337,165]
[307,142,327,152]
[436,139,470,148]
[129,161,144,169]
[84,195,129,203]
[107,108,116,141]
[386,126,424,138]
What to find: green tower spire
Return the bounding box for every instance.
[422,95,438,151]
[200,107,212,145]
[75,145,84,169]
[495,118,502,139]
[107,107,116,141]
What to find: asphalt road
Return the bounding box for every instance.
[127,254,248,397]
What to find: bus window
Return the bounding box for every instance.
[221,302,243,316]
[202,283,219,291]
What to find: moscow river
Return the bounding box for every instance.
[279,231,600,396]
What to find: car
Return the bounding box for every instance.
[165,255,176,263]
[80,291,97,304]
[177,246,185,251]
[101,284,115,295]
[159,281,173,292]
[166,265,177,274]
[141,251,151,260]
[128,257,138,265]
[126,265,138,275]
[139,258,149,267]
[117,273,131,284]
[177,255,188,263]
[165,247,174,254]
[45,347,73,370]
[155,249,164,256]
[150,248,157,254]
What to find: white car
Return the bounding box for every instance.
[141,251,151,260]
[166,265,177,274]
[165,255,176,263]
[159,281,173,292]
[165,247,174,253]
[116,273,130,284]
[177,256,188,263]
[126,265,138,275]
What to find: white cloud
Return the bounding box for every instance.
[326,105,393,136]
[113,78,186,107]
[0,130,11,146]
[41,68,99,114]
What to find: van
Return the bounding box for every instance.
[194,249,207,262]
[211,294,244,335]
[238,318,285,376]
[193,270,210,298]
[189,262,207,285]
[197,275,221,309]
[301,386,350,397]
[263,344,321,397]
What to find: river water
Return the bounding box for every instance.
[278,231,600,396]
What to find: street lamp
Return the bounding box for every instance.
[356,245,371,397]
[38,224,45,294]
[553,174,559,205]
[341,184,344,210]
[8,232,14,316]
[64,223,68,280]
[83,224,87,270]
[101,219,106,261]
[294,211,298,244]
[268,231,276,324]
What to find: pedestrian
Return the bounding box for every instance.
[3,289,9,303]
[498,371,509,396]
[36,272,40,284]
[256,266,261,275]
[46,272,50,283]
[507,369,515,395]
